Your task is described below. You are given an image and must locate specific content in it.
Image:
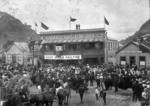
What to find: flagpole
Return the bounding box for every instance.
[103,16,108,65]
[104,16,105,30]
[69,21,71,30]
[69,17,71,30]
[149,0,150,20]
[35,22,37,35]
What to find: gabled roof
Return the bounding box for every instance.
[116,41,150,54]
[142,34,150,38]
[139,43,150,53]
[116,41,139,54]
[6,42,29,52]
[14,42,29,52]
[39,28,105,35]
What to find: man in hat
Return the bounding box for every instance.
[132,79,139,101]
[100,89,107,105]
[137,80,144,101]
[141,88,149,106]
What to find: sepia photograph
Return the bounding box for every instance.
[0,0,150,106]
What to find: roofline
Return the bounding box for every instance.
[142,34,150,38]
[39,28,106,35]
[116,41,139,54]
[5,42,29,53]
[140,43,150,50]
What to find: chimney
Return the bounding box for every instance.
[76,24,79,30]
[78,24,80,29]
[76,24,80,30]
[137,38,140,44]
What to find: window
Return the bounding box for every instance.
[68,44,77,50]
[7,54,11,61]
[17,54,21,62]
[99,42,104,49]
[77,44,82,50]
[110,42,113,50]
[139,56,146,66]
[108,42,110,50]
[120,56,126,65]
[84,43,95,49]
[49,44,54,51]
[95,43,100,49]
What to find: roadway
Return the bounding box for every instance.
[53,82,141,106]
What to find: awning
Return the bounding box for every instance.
[41,38,104,44]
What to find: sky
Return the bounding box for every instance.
[0,0,149,41]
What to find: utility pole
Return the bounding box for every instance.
[149,0,150,19]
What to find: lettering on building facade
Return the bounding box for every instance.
[43,33,105,40]
[44,55,82,60]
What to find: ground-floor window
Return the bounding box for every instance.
[139,56,146,66]
[120,56,126,65]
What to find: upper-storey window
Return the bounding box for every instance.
[84,43,96,49]
[68,44,78,51]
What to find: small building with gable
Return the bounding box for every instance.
[5,42,30,64]
[116,41,150,68]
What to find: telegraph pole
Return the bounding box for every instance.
[149,0,150,20]
[149,0,150,19]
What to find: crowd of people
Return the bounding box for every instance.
[0,62,150,106]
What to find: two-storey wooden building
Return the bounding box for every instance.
[39,28,107,66]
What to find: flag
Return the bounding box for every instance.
[104,17,109,25]
[35,23,38,27]
[41,22,49,30]
[70,17,77,22]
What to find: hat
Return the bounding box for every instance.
[147,85,150,88]
[146,81,150,84]
[142,84,146,87]
[142,80,146,83]
[139,81,142,84]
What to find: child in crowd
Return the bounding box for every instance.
[95,87,100,100]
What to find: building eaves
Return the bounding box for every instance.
[39,28,105,35]
[116,41,139,54]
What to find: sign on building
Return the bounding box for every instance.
[55,46,63,51]
[44,55,82,60]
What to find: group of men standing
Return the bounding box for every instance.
[132,78,150,105]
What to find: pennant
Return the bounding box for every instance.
[104,17,109,25]
[70,17,77,22]
[41,22,49,30]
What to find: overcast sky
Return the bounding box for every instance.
[0,0,149,41]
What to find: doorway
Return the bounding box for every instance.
[130,56,136,68]
[12,54,17,63]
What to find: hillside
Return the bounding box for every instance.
[0,11,39,50]
[120,19,150,45]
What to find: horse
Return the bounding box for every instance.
[57,82,71,106]
[27,86,56,106]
